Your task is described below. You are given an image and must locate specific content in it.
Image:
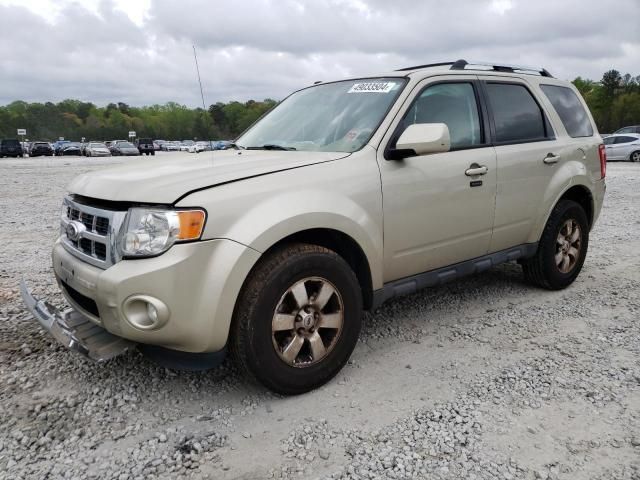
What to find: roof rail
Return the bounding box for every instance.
[395,61,457,72]
[397,59,553,78]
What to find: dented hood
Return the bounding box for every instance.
[67,150,350,203]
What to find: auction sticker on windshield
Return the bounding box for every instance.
[348,82,397,93]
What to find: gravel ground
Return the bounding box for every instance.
[0,154,638,480]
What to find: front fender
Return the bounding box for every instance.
[178,154,384,289]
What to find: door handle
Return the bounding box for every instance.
[543,153,560,164]
[465,164,488,176]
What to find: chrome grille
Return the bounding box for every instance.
[60,196,127,269]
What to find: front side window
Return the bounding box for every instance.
[486,83,547,143]
[237,78,406,153]
[396,82,482,149]
[603,136,615,145]
[540,85,593,138]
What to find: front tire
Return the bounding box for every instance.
[522,200,589,290]
[231,243,363,395]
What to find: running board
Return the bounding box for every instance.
[372,243,538,309]
[20,280,136,362]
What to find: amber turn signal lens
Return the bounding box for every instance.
[176,210,206,240]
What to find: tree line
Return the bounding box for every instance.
[0,69,638,141]
[0,99,277,142]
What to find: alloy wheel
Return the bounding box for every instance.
[555,219,582,273]
[271,276,344,367]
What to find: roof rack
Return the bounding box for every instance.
[396,59,553,78]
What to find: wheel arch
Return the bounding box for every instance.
[556,184,594,229]
[258,228,375,310]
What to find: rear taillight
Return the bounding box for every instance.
[598,144,606,179]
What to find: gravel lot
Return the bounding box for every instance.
[0,154,638,480]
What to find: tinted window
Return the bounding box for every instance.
[603,137,615,145]
[540,85,593,138]
[2,139,20,146]
[486,83,546,143]
[615,136,638,144]
[398,83,482,149]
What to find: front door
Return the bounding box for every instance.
[377,77,497,282]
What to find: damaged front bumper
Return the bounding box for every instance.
[20,280,136,362]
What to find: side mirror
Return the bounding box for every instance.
[391,123,451,159]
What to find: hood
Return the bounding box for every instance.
[67,150,350,203]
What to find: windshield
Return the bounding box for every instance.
[119,142,135,148]
[236,78,406,153]
[90,143,106,148]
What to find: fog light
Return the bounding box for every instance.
[122,295,169,330]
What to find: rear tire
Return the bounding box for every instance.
[630,151,640,163]
[231,243,363,395]
[522,200,589,290]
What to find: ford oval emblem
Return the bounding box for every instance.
[66,221,86,241]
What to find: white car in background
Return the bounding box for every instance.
[179,140,195,152]
[603,134,640,162]
[187,141,210,153]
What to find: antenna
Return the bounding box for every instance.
[192,45,207,111]
[193,45,211,150]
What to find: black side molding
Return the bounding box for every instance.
[371,243,538,310]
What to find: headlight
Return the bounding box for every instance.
[120,208,206,257]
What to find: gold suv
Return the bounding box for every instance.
[23,60,606,395]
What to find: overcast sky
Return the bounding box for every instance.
[1,0,638,107]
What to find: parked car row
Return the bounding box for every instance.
[3,137,260,158]
[157,139,232,152]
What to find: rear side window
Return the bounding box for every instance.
[615,136,638,144]
[3,139,20,146]
[485,83,547,143]
[540,85,593,138]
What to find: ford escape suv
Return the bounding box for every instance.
[22,60,606,395]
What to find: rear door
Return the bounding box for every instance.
[614,135,638,160]
[478,77,560,252]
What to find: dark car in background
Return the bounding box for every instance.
[29,142,54,157]
[136,138,155,156]
[0,139,23,158]
[53,140,71,155]
[57,142,82,156]
[109,141,140,156]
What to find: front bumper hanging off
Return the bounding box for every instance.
[20,280,135,362]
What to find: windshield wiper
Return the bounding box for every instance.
[247,144,296,151]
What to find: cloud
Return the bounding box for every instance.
[0,0,638,106]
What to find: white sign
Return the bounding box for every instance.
[59,137,65,141]
[81,137,86,143]
[17,128,26,135]
[348,82,396,94]
[128,131,136,138]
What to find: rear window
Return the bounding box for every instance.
[2,139,20,146]
[485,83,548,143]
[139,138,152,143]
[540,85,593,138]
